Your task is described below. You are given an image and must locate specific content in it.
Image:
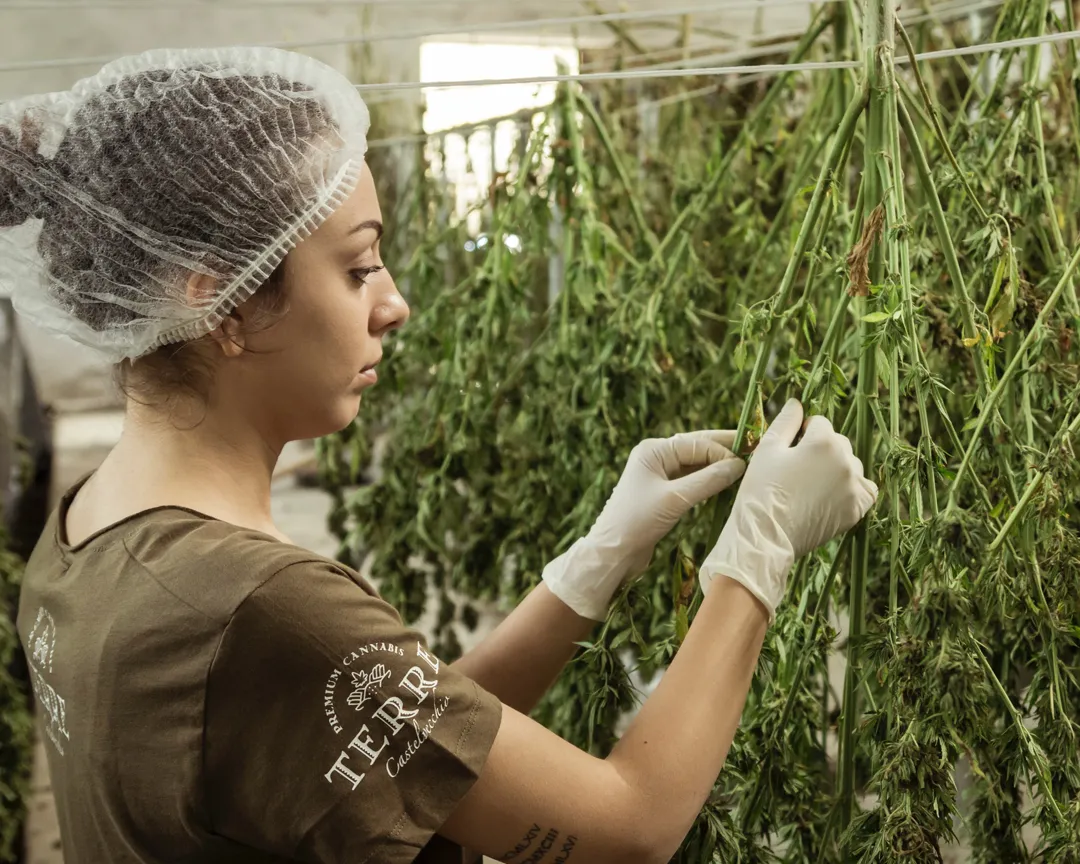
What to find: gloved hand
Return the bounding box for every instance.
[543,431,747,621]
[699,399,878,621]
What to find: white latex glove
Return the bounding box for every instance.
[699,399,878,621]
[543,431,747,620]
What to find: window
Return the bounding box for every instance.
[420,41,580,227]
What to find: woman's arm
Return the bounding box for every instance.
[436,403,876,864]
[450,430,748,713]
[440,578,768,864]
[449,583,594,715]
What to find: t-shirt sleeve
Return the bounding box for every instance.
[203,559,503,864]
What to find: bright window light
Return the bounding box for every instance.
[420,41,580,226]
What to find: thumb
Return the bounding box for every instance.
[758,399,804,451]
[672,455,746,506]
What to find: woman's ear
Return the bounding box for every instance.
[216,310,247,358]
[186,272,246,358]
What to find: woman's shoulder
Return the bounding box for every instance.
[120,508,378,623]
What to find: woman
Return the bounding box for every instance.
[1,48,876,864]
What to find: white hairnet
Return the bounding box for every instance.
[0,47,370,361]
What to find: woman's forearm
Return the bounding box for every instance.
[449,583,595,714]
[607,576,768,856]
[441,574,770,864]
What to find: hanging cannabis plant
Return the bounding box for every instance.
[320,1,1080,860]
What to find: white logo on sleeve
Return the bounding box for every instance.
[26,607,71,756]
[322,641,449,789]
[345,663,392,710]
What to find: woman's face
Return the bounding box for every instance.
[216,162,410,444]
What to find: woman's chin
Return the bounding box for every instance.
[285,400,362,441]
[334,394,365,430]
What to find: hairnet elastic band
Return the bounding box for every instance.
[145,159,365,355]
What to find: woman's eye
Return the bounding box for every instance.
[350,266,385,285]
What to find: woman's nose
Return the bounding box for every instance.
[371,279,410,337]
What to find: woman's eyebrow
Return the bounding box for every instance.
[347,219,383,239]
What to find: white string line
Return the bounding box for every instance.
[0,0,831,73]
[7,0,575,5]
[0,0,1009,77]
[359,0,1015,149]
[570,0,994,74]
[372,41,733,97]
[604,0,1009,75]
[358,16,791,88]
[294,14,754,96]
[351,28,1080,93]
[905,24,1079,62]
[1,0,721,6]
[597,0,1010,78]
[3,0,832,10]
[0,0,1030,84]
[357,0,1006,105]
[366,81,727,151]
[367,9,1005,153]
[574,26,805,74]
[367,77,752,150]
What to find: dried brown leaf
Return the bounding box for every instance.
[846,203,886,297]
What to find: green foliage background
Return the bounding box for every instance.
[0,520,32,862]
[323,2,1080,860]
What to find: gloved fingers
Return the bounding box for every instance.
[759,399,804,450]
[848,455,878,494]
[844,457,877,517]
[672,455,747,507]
[800,414,838,445]
[653,431,739,476]
[850,455,865,478]
[688,429,738,450]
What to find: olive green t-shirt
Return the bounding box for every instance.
[15,478,503,864]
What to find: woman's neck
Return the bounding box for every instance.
[86,398,286,537]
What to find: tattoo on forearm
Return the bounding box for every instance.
[501,824,540,861]
[553,835,577,863]
[499,825,577,863]
[520,828,559,864]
